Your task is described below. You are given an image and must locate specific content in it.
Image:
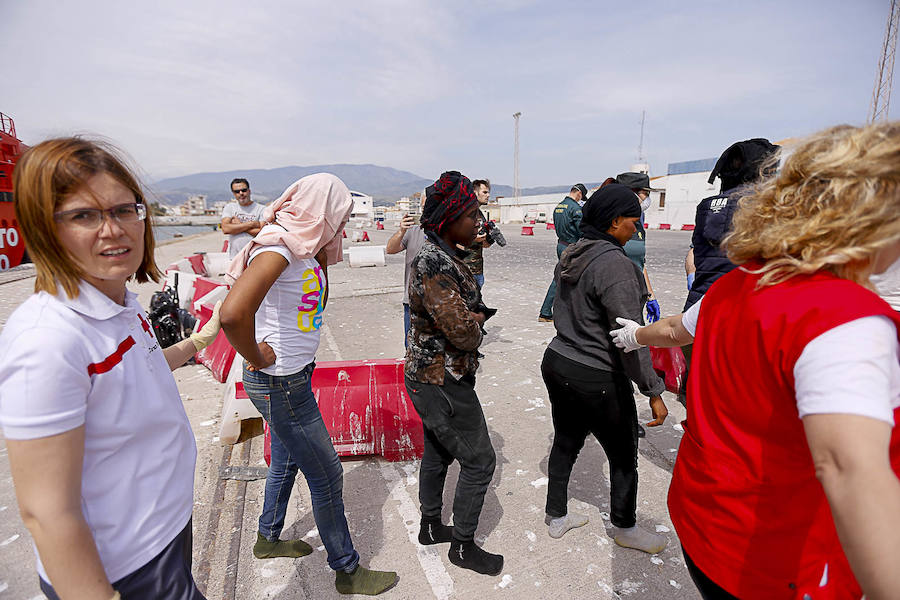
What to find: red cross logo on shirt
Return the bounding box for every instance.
[137,313,155,339]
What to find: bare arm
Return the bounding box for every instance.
[635,314,695,348]
[220,251,288,370]
[386,215,414,254]
[220,217,261,235]
[642,266,656,299]
[803,413,900,599]
[163,338,199,371]
[7,428,115,599]
[684,247,695,276]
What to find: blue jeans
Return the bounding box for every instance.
[242,363,360,573]
[403,303,411,349]
[539,242,567,318]
[473,273,485,289]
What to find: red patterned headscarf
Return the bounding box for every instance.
[420,171,478,235]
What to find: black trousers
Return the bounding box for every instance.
[683,547,739,600]
[40,519,205,600]
[541,348,638,528]
[405,374,496,541]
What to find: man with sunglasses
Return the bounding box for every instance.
[221,178,265,259]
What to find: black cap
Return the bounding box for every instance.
[615,172,654,191]
[571,183,588,199]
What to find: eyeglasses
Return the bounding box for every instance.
[54,202,147,229]
[232,188,250,194]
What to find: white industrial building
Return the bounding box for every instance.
[349,191,373,218]
[495,193,566,224]
[644,158,719,230]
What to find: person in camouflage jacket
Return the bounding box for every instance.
[404,171,503,577]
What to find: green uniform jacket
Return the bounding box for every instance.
[553,196,583,245]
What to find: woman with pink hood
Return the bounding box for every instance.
[221,173,397,596]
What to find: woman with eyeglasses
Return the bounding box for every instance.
[0,138,221,599]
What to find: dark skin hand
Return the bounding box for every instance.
[647,395,667,426]
[220,246,330,371]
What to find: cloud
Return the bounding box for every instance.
[3,0,892,186]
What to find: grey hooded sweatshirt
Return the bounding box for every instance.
[547,237,665,398]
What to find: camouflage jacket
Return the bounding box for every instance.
[405,232,483,384]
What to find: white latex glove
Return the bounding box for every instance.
[189,300,222,351]
[609,317,645,352]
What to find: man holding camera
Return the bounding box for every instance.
[460,179,495,289]
[538,183,588,322]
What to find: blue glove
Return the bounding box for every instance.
[646,299,661,323]
[686,272,696,291]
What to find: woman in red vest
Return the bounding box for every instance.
[610,123,900,599]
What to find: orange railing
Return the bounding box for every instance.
[0,112,16,139]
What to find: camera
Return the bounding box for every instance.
[482,221,507,247]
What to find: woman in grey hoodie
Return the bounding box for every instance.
[541,183,669,553]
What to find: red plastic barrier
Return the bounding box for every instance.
[262,359,424,462]
[546,223,555,230]
[376,222,384,230]
[650,346,686,395]
[187,253,207,276]
[521,226,534,236]
[191,277,226,314]
[194,305,236,382]
[342,229,347,238]
[192,282,236,382]
[361,231,370,242]
[659,223,671,230]
[681,224,695,231]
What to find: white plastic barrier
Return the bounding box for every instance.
[218,356,263,445]
[348,245,386,268]
[192,284,229,314]
[203,252,231,277]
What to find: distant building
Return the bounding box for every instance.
[184,194,207,216]
[349,191,373,218]
[496,193,562,224]
[643,158,719,230]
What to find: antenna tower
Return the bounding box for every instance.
[637,110,646,162]
[870,0,899,122]
[513,112,522,205]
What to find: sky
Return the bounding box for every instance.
[2,0,895,188]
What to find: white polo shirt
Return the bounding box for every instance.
[0,282,197,583]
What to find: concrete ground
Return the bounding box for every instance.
[0,224,699,600]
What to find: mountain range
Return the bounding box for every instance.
[150,164,600,206]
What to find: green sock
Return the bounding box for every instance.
[335,565,398,596]
[253,532,313,559]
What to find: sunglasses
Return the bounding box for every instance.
[54,202,147,230]
[232,188,250,194]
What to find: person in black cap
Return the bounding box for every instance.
[615,172,660,323]
[672,139,780,405]
[404,171,503,576]
[538,183,587,322]
[539,183,669,551]
[684,138,780,310]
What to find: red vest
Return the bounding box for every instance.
[668,267,900,599]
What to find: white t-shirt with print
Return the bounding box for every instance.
[249,228,326,376]
[222,201,265,258]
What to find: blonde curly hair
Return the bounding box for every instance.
[724,122,900,287]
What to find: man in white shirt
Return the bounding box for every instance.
[221,178,265,259]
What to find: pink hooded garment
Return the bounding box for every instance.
[225,173,353,283]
